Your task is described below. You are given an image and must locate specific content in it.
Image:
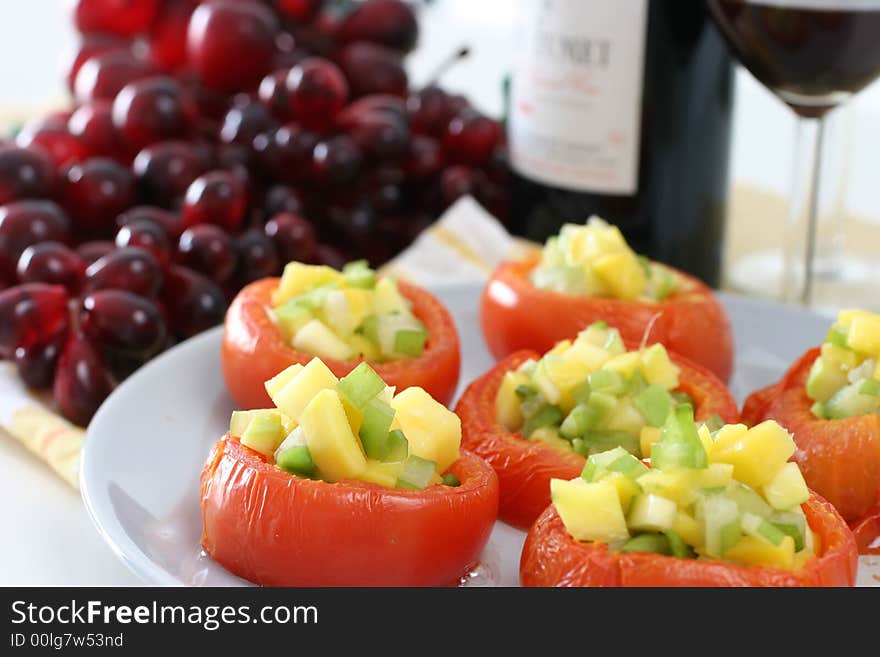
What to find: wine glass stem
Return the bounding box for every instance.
[782,114,826,306]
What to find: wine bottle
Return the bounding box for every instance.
[508,0,734,287]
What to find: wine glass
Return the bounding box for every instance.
[708,0,880,308]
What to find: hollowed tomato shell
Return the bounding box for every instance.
[520,493,857,587]
[200,435,499,586]
[480,257,733,383]
[221,277,461,409]
[742,347,880,553]
[455,345,740,530]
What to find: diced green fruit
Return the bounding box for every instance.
[358,398,396,459]
[375,314,425,357]
[769,511,807,551]
[651,404,708,470]
[585,391,617,420]
[292,319,355,362]
[274,298,313,337]
[741,512,786,546]
[859,378,880,396]
[342,260,376,289]
[570,380,592,406]
[264,363,304,399]
[299,388,366,482]
[323,288,371,337]
[385,429,409,462]
[373,277,409,315]
[761,461,810,510]
[532,427,573,452]
[810,401,827,418]
[619,533,671,555]
[825,381,880,418]
[806,357,850,403]
[391,386,461,472]
[240,412,286,458]
[582,446,633,482]
[638,469,698,507]
[522,404,565,438]
[825,325,849,348]
[700,494,741,558]
[441,472,460,487]
[588,369,627,395]
[635,384,673,427]
[701,414,725,432]
[560,404,599,439]
[394,328,428,357]
[641,344,680,389]
[726,481,773,518]
[664,530,693,559]
[230,409,292,437]
[627,494,677,532]
[581,430,641,458]
[276,445,316,477]
[604,400,646,436]
[359,315,380,345]
[338,362,386,409]
[550,478,630,544]
[396,455,437,490]
[271,357,339,422]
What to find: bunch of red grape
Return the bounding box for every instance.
[0,0,508,425]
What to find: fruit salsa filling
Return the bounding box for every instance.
[496,322,699,458]
[270,261,428,363]
[232,358,461,489]
[551,409,817,570]
[529,217,681,301]
[807,309,880,419]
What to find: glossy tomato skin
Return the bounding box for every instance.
[200,436,499,586]
[221,277,460,408]
[742,347,880,552]
[520,493,857,587]
[455,345,739,530]
[480,257,733,383]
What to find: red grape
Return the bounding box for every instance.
[219,98,277,147]
[0,146,57,205]
[334,0,418,53]
[255,122,318,183]
[16,242,87,293]
[112,76,197,152]
[0,200,71,278]
[76,241,116,265]
[187,0,280,93]
[275,0,324,22]
[258,68,293,120]
[62,33,129,94]
[264,212,317,263]
[15,117,90,168]
[335,42,407,99]
[181,170,247,231]
[74,49,157,103]
[115,220,171,267]
[336,100,410,161]
[68,101,121,159]
[314,243,347,269]
[263,184,303,216]
[80,290,167,357]
[406,85,467,136]
[443,111,502,166]
[233,229,281,285]
[72,0,161,37]
[116,205,184,240]
[176,224,237,283]
[53,330,116,426]
[14,325,67,390]
[62,158,136,233]
[0,283,69,359]
[404,135,445,178]
[440,165,485,205]
[285,57,349,130]
[311,134,362,185]
[132,140,210,207]
[161,265,227,338]
[84,247,163,297]
[148,0,197,72]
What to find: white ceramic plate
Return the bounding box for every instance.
[81,286,880,586]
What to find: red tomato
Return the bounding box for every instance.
[742,347,880,552]
[200,435,499,586]
[480,256,734,382]
[222,277,461,409]
[455,345,740,530]
[520,494,857,587]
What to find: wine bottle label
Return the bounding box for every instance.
[509,0,648,195]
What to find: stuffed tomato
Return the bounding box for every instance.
[222,260,460,409]
[455,321,739,529]
[520,412,858,587]
[481,218,733,382]
[742,309,880,553]
[201,358,498,586]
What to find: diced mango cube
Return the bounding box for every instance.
[592,252,647,301]
[551,478,630,543]
[672,510,704,548]
[640,426,662,458]
[271,357,339,422]
[762,462,810,511]
[292,319,355,362]
[710,420,796,490]
[273,263,342,306]
[637,469,697,507]
[372,277,409,315]
[604,472,642,514]
[264,363,304,398]
[697,424,714,455]
[548,339,572,356]
[603,352,642,378]
[847,313,880,355]
[391,387,461,472]
[299,389,366,482]
[564,341,611,372]
[496,371,526,430]
[641,344,680,389]
[359,460,405,487]
[724,535,796,570]
[627,493,677,532]
[349,333,382,361]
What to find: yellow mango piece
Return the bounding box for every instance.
[564,341,612,372]
[672,511,704,548]
[299,389,366,482]
[373,277,409,315]
[271,357,338,422]
[532,427,573,452]
[603,352,642,378]
[592,252,647,301]
[272,263,342,306]
[496,371,526,431]
[640,426,662,458]
[709,423,749,455]
[637,469,697,507]
[627,493,677,532]
[847,313,880,355]
[391,387,461,472]
[548,339,573,356]
[359,460,405,487]
[820,343,858,371]
[710,420,796,490]
[640,344,680,389]
[604,472,641,514]
[724,535,796,570]
[264,363,304,399]
[838,308,877,327]
[762,461,810,511]
[322,288,372,337]
[697,424,714,455]
[349,334,382,361]
[551,478,630,543]
[697,463,734,489]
